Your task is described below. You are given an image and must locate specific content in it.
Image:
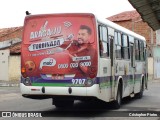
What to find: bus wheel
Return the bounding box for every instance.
[113,83,122,109]
[52,99,74,108]
[136,80,144,99]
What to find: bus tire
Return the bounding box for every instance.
[113,82,122,109]
[136,79,144,99]
[53,99,74,108]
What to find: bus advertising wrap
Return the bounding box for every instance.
[21,14,98,87]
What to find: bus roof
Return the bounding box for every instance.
[24,13,96,21]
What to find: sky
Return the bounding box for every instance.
[0,0,135,28]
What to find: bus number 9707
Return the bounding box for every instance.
[72,79,86,84]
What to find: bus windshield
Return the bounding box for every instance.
[21,14,98,86]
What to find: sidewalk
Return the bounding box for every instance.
[148,75,160,83]
[149,79,160,83]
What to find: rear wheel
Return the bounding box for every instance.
[113,83,122,109]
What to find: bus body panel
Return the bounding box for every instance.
[98,58,112,101]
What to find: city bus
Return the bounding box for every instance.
[20,13,148,109]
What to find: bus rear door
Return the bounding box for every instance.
[130,42,135,94]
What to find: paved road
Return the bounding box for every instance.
[0,80,160,120]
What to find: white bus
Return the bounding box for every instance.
[21,13,148,109]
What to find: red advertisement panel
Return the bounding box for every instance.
[21,14,98,81]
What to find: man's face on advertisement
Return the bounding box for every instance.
[77,29,91,44]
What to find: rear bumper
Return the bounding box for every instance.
[20,83,99,99]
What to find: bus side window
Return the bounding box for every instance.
[98,25,109,57]
[135,39,140,60]
[144,42,147,61]
[115,32,122,59]
[140,41,144,61]
[122,34,130,59]
[109,35,114,66]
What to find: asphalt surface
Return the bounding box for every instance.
[0,80,160,120]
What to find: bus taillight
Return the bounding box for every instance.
[21,67,27,78]
[21,67,26,73]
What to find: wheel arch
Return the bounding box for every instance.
[115,76,123,99]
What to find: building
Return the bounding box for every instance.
[0,27,22,83]
[107,10,156,57]
[107,10,155,79]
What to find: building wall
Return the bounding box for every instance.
[148,57,153,80]
[8,55,21,81]
[0,50,9,81]
[114,20,156,46]
[153,46,160,79]
[0,27,22,82]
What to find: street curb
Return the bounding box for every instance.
[0,82,19,87]
[0,83,19,87]
[149,80,160,83]
[0,80,20,87]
